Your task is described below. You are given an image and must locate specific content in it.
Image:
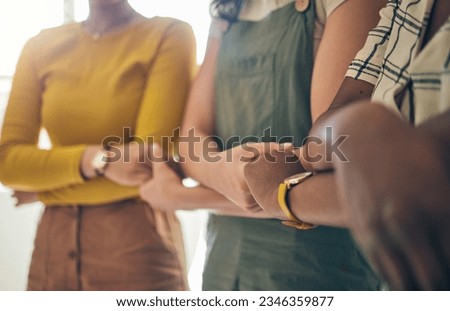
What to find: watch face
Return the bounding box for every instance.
[92,150,108,170]
[284,171,313,185]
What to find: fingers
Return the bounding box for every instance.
[243,151,303,184]
[372,240,417,290]
[149,144,184,178]
[240,142,295,162]
[145,144,184,186]
[149,143,185,178]
[243,151,305,218]
[245,142,293,151]
[383,203,449,290]
[399,229,449,290]
[219,143,297,210]
[293,147,303,161]
[350,197,415,290]
[167,157,186,179]
[367,247,411,290]
[11,195,19,207]
[355,222,417,291]
[431,191,450,289]
[138,178,153,203]
[11,191,39,207]
[357,200,448,290]
[437,226,450,290]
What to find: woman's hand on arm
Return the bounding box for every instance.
[80,143,153,187]
[139,144,191,211]
[243,150,306,220]
[215,142,296,210]
[139,144,222,211]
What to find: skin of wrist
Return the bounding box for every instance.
[199,151,224,187]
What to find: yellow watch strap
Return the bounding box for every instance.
[277,183,317,230]
[278,183,298,222]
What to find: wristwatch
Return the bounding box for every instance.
[91,149,110,177]
[278,172,317,230]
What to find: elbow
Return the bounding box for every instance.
[0,160,25,190]
[304,102,399,170]
[336,101,404,138]
[0,148,13,187]
[0,165,21,190]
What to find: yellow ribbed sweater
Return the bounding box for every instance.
[0,17,196,205]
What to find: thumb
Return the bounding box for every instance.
[241,142,295,162]
[245,142,294,153]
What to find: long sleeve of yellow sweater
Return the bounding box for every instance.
[0,18,196,205]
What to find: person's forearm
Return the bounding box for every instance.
[294,104,406,227]
[180,34,222,188]
[0,143,87,192]
[301,78,375,172]
[307,104,450,192]
[288,172,348,227]
[213,204,271,219]
[179,129,222,189]
[174,184,231,210]
[176,185,271,218]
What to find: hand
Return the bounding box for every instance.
[104,142,153,187]
[12,190,39,207]
[333,104,450,290]
[212,142,294,210]
[139,144,185,211]
[244,150,305,219]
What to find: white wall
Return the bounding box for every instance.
[0,189,43,290]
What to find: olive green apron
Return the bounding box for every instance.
[203,2,381,290]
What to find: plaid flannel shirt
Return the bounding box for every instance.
[346,0,450,125]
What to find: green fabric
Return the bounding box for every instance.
[204,2,381,291]
[215,2,313,148]
[203,216,380,290]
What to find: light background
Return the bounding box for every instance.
[0,0,211,291]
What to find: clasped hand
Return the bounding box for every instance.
[207,142,297,211]
[103,142,183,187]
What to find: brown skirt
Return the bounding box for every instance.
[27,199,187,290]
